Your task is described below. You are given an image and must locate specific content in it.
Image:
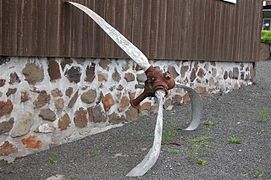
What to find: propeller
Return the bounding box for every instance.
[67,1,202,177]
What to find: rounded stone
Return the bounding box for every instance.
[0,99,13,118]
[58,113,71,130]
[65,87,73,97]
[39,108,56,122]
[21,135,42,149]
[22,63,44,84]
[112,69,121,82]
[0,141,17,156]
[81,89,97,104]
[125,73,135,82]
[167,66,179,79]
[65,66,81,83]
[6,88,17,97]
[136,73,147,82]
[0,79,5,87]
[48,58,61,81]
[21,91,30,103]
[74,108,88,128]
[118,96,130,112]
[102,93,115,112]
[190,68,197,82]
[9,72,21,84]
[0,118,14,135]
[10,112,33,138]
[33,91,51,109]
[85,63,95,82]
[51,88,63,97]
[55,98,65,111]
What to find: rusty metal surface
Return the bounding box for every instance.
[130,66,175,107]
[0,0,262,62]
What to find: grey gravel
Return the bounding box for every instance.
[0,61,271,180]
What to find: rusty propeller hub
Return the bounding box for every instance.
[130,66,175,108]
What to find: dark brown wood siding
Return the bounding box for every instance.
[0,0,263,62]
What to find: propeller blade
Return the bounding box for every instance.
[67,1,151,71]
[176,83,202,131]
[126,90,165,177]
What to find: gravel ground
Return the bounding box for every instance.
[0,61,271,180]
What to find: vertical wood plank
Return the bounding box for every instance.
[141,0,152,58]
[204,0,213,60]
[103,0,115,57]
[249,0,257,61]
[240,0,249,61]
[213,1,223,61]
[16,0,24,56]
[93,0,105,57]
[232,0,240,61]
[57,0,66,57]
[255,0,263,60]
[70,0,84,57]
[132,0,144,57]
[45,0,59,56]
[164,0,174,58]
[2,0,18,55]
[23,0,34,56]
[0,0,2,55]
[63,0,73,57]
[172,0,183,60]
[184,0,196,60]
[197,0,206,60]
[236,0,244,61]
[228,0,236,61]
[123,0,133,58]
[157,0,167,59]
[176,0,189,60]
[221,3,230,61]
[244,0,253,62]
[81,0,95,57]
[149,0,159,59]
[31,0,46,56]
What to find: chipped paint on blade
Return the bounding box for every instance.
[126,90,165,177]
[176,83,202,131]
[67,1,151,71]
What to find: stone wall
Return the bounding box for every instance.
[0,57,255,163]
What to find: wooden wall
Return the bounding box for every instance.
[0,0,263,62]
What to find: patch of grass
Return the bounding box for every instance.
[203,120,217,127]
[259,108,268,123]
[227,136,242,144]
[260,129,267,134]
[49,152,58,164]
[197,158,208,166]
[162,124,178,145]
[187,134,212,161]
[254,168,264,179]
[165,147,180,155]
[189,134,213,144]
[88,150,100,158]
